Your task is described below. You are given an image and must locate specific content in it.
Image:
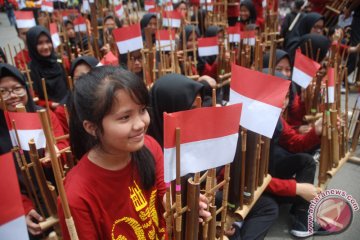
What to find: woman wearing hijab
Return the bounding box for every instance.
[287,34,330,130]
[237,0,264,31]
[0,63,67,238]
[53,56,100,134]
[148,73,278,240]
[140,13,157,46]
[26,26,69,110]
[70,56,99,81]
[284,12,325,61]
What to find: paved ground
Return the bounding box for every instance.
[1,12,359,240]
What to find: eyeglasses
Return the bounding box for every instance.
[130,56,143,63]
[0,86,26,100]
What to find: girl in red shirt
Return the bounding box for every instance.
[59,66,210,239]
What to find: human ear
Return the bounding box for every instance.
[83,120,97,137]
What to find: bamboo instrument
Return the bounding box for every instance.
[330,110,340,167]
[318,110,329,186]
[38,110,79,240]
[175,128,182,240]
[29,140,58,218]
[243,130,259,205]
[185,178,200,240]
[7,44,14,66]
[228,127,243,211]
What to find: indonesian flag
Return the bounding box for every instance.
[41,1,54,13]
[227,26,240,43]
[115,4,124,18]
[49,23,60,49]
[149,7,161,18]
[0,152,29,240]
[61,11,69,21]
[5,112,46,151]
[198,36,219,57]
[164,1,173,11]
[144,0,155,11]
[14,11,36,29]
[156,29,176,51]
[229,64,290,138]
[241,31,256,46]
[162,11,182,28]
[73,16,87,32]
[163,104,242,182]
[327,67,335,103]
[113,24,143,54]
[81,0,91,14]
[201,0,214,11]
[292,50,321,88]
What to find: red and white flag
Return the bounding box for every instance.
[240,30,256,46]
[5,112,46,151]
[164,1,173,11]
[162,11,182,28]
[49,23,60,49]
[327,67,335,103]
[0,152,29,240]
[227,26,240,43]
[198,36,219,57]
[156,29,176,51]
[292,50,321,88]
[163,104,242,182]
[229,64,290,138]
[73,16,87,32]
[115,4,124,18]
[144,0,156,11]
[41,1,54,13]
[113,24,143,54]
[201,0,214,11]
[14,11,36,29]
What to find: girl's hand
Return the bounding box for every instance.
[25,209,44,235]
[296,183,321,202]
[314,117,323,136]
[198,194,211,222]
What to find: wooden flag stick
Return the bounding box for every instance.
[175,127,182,240]
[38,110,79,240]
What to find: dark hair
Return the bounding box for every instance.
[69,66,155,189]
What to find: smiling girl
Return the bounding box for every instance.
[58,66,164,239]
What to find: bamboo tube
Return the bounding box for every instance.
[175,128,182,240]
[207,205,217,239]
[38,110,79,240]
[235,174,272,220]
[220,164,230,239]
[39,216,59,231]
[165,183,173,239]
[318,111,329,186]
[240,129,247,209]
[185,179,200,240]
[29,140,58,217]
[243,131,259,205]
[330,110,340,167]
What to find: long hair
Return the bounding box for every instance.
[69,66,155,189]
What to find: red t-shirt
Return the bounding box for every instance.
[58,135,166,240]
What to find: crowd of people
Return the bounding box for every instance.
[0,0,359,239]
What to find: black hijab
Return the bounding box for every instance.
[140,13,156,42]
[284,12,324,61]
[240,0,257,24]
[70,56,99,78]
[27,26,68,103]
[148,73,205,147]
[0,63,37,154]
[179,25,206,74]
[299,34,331,63]
[263,49,291,69]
